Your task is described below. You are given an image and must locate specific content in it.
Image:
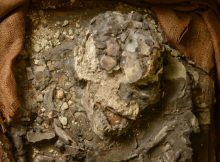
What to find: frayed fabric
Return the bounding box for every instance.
[0,0,28,129]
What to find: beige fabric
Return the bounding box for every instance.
[0,0,27,130]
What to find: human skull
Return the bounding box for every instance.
[74,11,166,138]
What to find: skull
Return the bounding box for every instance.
[74,11,165,138]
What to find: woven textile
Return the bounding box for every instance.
[0,0,27,129]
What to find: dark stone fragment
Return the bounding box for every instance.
[145,38,154,46]
[118,83,132,101]
[95,41,106,49]
[131,12,143,21]
[26,130,55,143]
[142,20,150,30]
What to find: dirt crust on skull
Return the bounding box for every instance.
[74,11,165,138]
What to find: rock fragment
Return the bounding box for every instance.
[36,116,43,124]
[54,122,73,144]
[61,102,69,111]
[36,94,44,102]
[95,41,106,49]
[59,116,68,126]
[10,126,27,161]
[33,155,54,162]
[33,65,51,90]
[56,89,65,99]
[33,44,41,53]
[43,86,55,111]
[26,130,55,143]
[120,32,128,42]
[62,20,69,27]
[106,39,120,57]
[26,67,34,80]
[100,55,117,71]
[130,11,143,21]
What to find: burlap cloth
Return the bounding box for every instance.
[150,0,220,78]
[0,0,27,130]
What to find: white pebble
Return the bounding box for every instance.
[61,102,69,111]
[56,89,64,99]
[62,20,69,27]
[59,116,68,126]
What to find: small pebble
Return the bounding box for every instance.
[68,100,73,106]
[33,44,41,53]
[56,89,64,99]
[75,23,80,28]
[26,67,34,80]
[36,94,44,102]
[61,102,69,111]
[59,116,68,126]
[47,111,54,119]
[62,20,69,27]
[100,55,117,71]
[131,12,143,21]
[106,39,120,57]
[41,108,46,113]
[95,41,106,49]
[36,116,43,124]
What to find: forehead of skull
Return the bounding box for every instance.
[87,12,163,81]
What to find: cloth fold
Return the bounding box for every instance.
[0,0,27,130]
[152,6,216,74]
[153,4,220,76]
[144,0,220,82]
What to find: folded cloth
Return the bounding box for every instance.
[149,0,220,83]
[151,1,220,78]
[0,0,28,130]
